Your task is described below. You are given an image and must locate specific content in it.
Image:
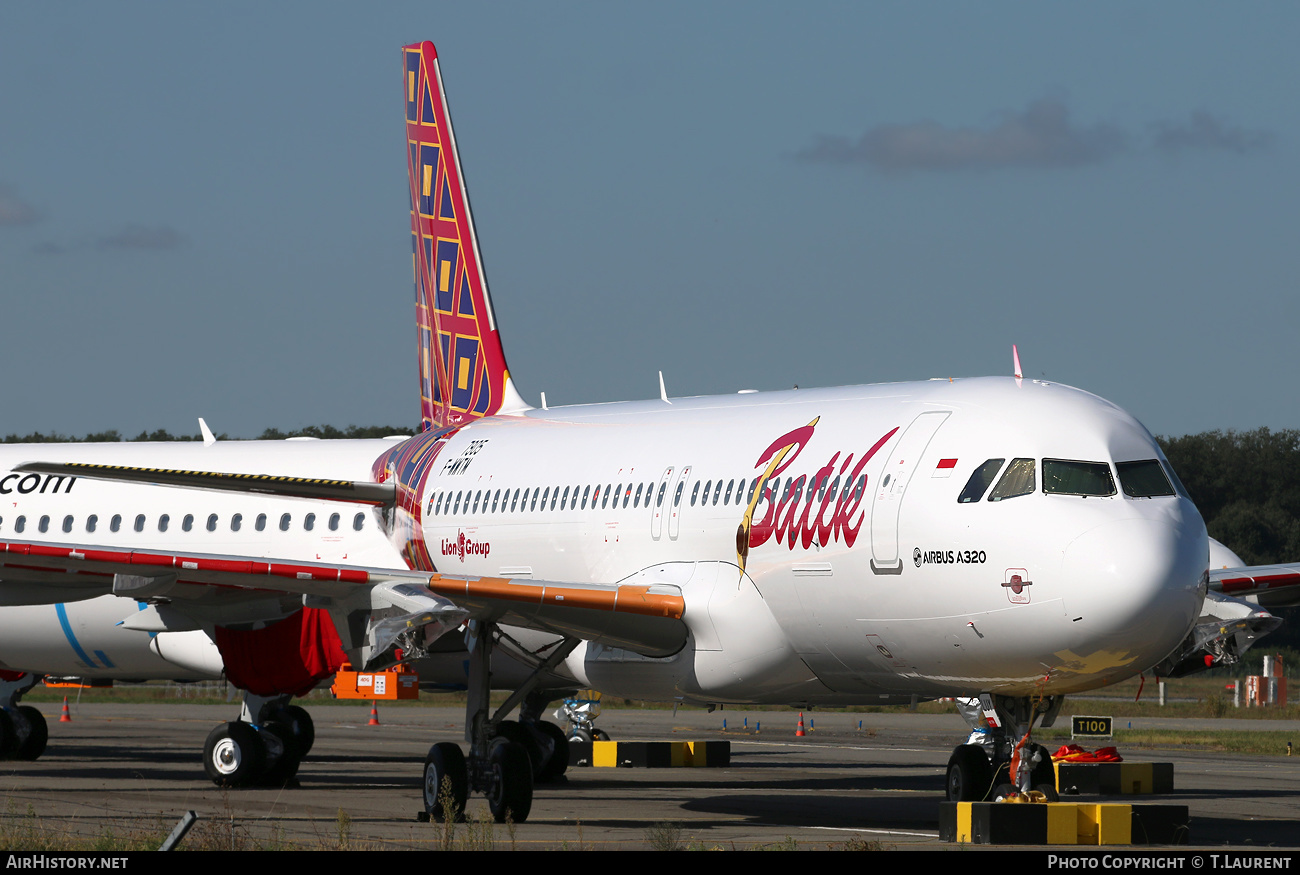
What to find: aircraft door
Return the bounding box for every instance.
[870,410,950,574]
[650,466,674,540]
[668,466,691,540]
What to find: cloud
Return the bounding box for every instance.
[797,98,1127,173]
[0,185,41,226]
[98,225,185,250]
[1151,111,1273,155]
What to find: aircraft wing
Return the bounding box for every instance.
[0,538,687,657]
[1211,564,1300,608]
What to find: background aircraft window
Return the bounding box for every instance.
[1116,460,1175,498]
[673,481,685,506]
[86,514,97,533]
[581,486,590,510]
[109,515,120,533]
[511,489,520,512]
[329,512,341,531]
[434,493,443,515]
[623,484,632,508]
[256,513,267,532]
[454,491,463,514]
[1043,459,1116,497]
[725,479,735,504]
[988,458,1036,501]
[15,516,25,533]
[602,485,611,510]
[157,514,168,533]
[691,481,700,506]
[132,515,144,533]
[304,513,316,531]
[231,513,243,532]
[702,480,712,504]
[550,487,559,511]
[561,486,570,510]
[490,490,498,513]
[958,459,1006,503]
[279,513,291,532]
[183,514,194,532]
[472,491,481,513]
[711,480,722,505]
[63,515,74,533]
[353,512,365,531]
[656,482,667,508]
[207,514,219,532]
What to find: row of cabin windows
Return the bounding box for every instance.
[429,474,869,518]
[0,511,368,536]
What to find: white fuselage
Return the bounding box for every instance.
[0,377,1208,705]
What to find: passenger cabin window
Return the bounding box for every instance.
[353,512,365,531]
[329,512,341,531]
[1042,459,1116,497]
[231,513,243,532]
[39,515,50,533]
[86,514,98,533]
[279,513,291,532]
[958,459,1006,503]
[988,459,1035,501]
[15,516,25,534]
[1117,460,1176,498]
[63,515,74,534]
[133,514,144,533]
[157,514,169,533]
[256,513,267,532]
[110,514,121,533]
[206,514,218,532]
[304,513,316,532]
[183,514,194,532]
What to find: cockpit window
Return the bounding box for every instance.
[958,459,1005,503]
[1042,459,1116,497]
[1116,460,1176,498]
[988,458,1036,501]
[1161,460,1190,499]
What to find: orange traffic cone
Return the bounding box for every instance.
[368,701,380,726]
[796,711,805,737]
[59,698,71,723]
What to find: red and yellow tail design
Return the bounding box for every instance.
[405,42,527,431]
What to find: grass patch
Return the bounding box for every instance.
[1036,727,1300,756]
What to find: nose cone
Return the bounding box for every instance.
[1059,514,1207,685]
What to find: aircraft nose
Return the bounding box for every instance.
[1061,515,1207,672]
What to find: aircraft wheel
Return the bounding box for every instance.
[272,705,314,757]
[15,707,47,761]
[0,710,15,759]
[496,720,545,779]
[945,744,993,802]
[203,721,265,787]
[259,723,302,786]
[1035,783,1060,802]
[992,782,1019,801]
[486,741,532,824]
[534,721,569,782]
[1029,743,1056,793]
[567,727,593,743]
[592,728,610,742]
[423,743,467,822]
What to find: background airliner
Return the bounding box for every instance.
[0,41,1289,821]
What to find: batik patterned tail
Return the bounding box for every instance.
[405,42,526,431]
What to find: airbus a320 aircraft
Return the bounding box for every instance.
[0,41,1291,821]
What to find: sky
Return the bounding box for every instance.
[0,3,1295,439]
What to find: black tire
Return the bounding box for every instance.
[567,727,593,744]
[992,782,1019,801]
[592,728,610,742]
[423,743,468,822]
[259,723,302,786]
[15,707,47,761]
[0,710,15,759]
[496,720,545,780]
[203,721,266,787]
[486,741,533,824]
[1034,783,1060,802]
[945,744,993,802]
[535,721,569,782]
[1029,743,1056,793]
[272,705,315,757]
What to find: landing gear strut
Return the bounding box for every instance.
[202,692,316,787]
[421,621,578,824]
[946,693,1062,802]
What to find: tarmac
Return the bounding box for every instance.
[3,702,1300,850]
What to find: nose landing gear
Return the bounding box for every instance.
[946,693,1062,802]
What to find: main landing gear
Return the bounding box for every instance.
[945,693,1062,802]
[202,692,315,788]
[421,621,579,824]
[0,674,48,761]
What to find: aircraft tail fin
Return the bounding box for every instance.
[404,41,529,431]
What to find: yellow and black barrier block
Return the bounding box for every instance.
[1054,761,1175,795]
[568,740,730,768]
[939,801,1188,845]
